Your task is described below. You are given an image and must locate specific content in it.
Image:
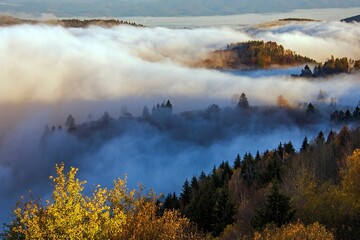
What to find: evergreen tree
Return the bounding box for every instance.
[255,151,262,162]
[190,176,199,197]
[199,171,207,183]
[252,183,295,230]
[242,152,256,186]
[165,100,172,109]
[100,111,111,125]
[211,188,235,235]
[180,179,191,208]
[284,141,295,155]
[238,93,250,109]
[219,161,233,185]
[316,131,325,145]
[142,105,150,119]
[65,114,76,132]
[344,109,352,121]
[306,102,315,114]
[353,106,360,120]
[277,143,284,158]
[233,154,241,169]
[326,130,336,144]
[163,192,180,210]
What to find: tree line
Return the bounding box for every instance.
[201,40,316,69]
[161,126,360,239]
[299,56,360,78]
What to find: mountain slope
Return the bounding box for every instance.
[197,40,316,69]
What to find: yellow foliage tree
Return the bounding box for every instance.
[341,149,360,210]
[8,163,204,240]
[288,149,360,238]
[253,221,334,240]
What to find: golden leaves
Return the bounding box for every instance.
[254,221,334,240]
[12,163,202,240]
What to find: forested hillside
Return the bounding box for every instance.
[199,41,316,69]
[163,126,360,239]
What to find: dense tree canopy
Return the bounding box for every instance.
[202,40,316,69]
[161,126,360,239]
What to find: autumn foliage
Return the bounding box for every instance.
[5,164,203,240]
[253,221,334,240]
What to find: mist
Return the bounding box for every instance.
[1,20,360,223]
[249,21,360,62]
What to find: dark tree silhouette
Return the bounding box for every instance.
[238,93,250,109]
[252,183,294,230]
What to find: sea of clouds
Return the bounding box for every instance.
[0,20,360,223]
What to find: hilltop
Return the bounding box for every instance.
[198,40,316,69]
[254,18,319,29]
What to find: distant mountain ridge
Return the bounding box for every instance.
[1,0,360,17]
[341,15,360,22]
[0,15,144,27]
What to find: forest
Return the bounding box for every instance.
[161,126,360,239]
[298,56,360,78]
[199,40,316,69]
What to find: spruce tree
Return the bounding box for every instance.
[252,183,294,230]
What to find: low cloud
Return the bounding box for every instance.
[250,21,360,62]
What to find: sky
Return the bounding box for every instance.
[0,0,359,18]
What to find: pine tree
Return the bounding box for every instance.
[142,105,150,119]
[234,154,241,169]
[65,114,76,132]
[252,183,295,230]
[238,93,250,109]
[301,137,309,152]
[284,141,295,155]
[326,130,336,144]
[306,103,315,114]
[190,176,199,198]
[180,179,191,208]
[316,131,325,145]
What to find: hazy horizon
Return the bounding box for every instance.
[0,0,359,19]
[121,8,360,28]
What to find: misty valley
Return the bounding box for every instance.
[1,15,360,239]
